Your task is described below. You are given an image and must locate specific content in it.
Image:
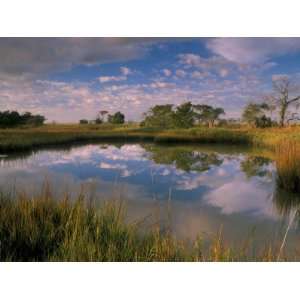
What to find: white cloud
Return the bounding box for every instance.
[120,66,132,76]
[219,68,229,78]
[207,37,300,64]
[162,69,172,77]
[191,71,206,79]
[99,162,125,169]
[271,73,289,82]
[175,69,187,78]
[178,53,203,67]
[204,179,275,218]
[98,75,127,83]
[150,81,175,89]
[178,53,233,78]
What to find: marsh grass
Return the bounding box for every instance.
[0,187,294,262]
[276,141,300,193]
[1,124,300,153]
[0,190,190,261]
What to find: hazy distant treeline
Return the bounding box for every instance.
[0,111,45,128]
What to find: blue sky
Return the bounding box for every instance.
[1,37,300,122]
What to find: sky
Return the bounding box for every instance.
[1,37,300,122]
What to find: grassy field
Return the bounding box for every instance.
[1,123,300,153]
[0,190,294,262]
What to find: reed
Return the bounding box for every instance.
[275,141,300,193]
[0,189,295,261]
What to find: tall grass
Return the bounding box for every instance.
[1,124,300,153]
[0,189,192,261]
[276,141,300,193]
[0,189,294,262]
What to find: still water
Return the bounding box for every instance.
[1,142,300,251]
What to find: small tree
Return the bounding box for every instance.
[108,112,125,124]
[79,119,89,124]
[242,103,271,128]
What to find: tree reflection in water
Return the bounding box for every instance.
[240,156,272,178]
[143,144,223,172]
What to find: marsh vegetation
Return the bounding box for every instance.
[0,190,298,262]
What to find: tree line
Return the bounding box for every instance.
[141,76,300,129]
[0,111,45,128]
[140,102,225,128]
[90,77,300,129]
[80,110,125,125]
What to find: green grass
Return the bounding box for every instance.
[276,140,300,193]
[2,124,300,153]
[0,188,296,262]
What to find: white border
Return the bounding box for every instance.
[1,1,300,299]
[0,0,300,36]
[0,262,299,300]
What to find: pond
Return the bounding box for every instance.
[1,142,300,254]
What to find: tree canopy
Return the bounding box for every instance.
[108,111,125,124]
[193,104,225,127]
[172,102,195,128]
[141,102,226,129]
[141,104,175,128]
[242,103,271,128]
[0,111,45,128]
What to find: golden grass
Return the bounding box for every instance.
[0,188,296,262]
[1,123,300,151]
[276,140,300,193]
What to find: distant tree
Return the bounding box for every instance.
[265,76,300,127]
[242,103,271,128]
[0,110,45,127]
[98,110,109,122]
[79,119,89,124]
[142,104,175,128]
[193,104,225,127]
[95,118,102,124]
[108,111,125,124]
[255,115,273,128]
[24,113,45,126]
[173,102,194,128]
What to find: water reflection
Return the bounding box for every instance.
[0,142,300,248]
[144,144,223,172]
[240,156,272,178]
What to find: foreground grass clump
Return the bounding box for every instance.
[0,192,190,261]
[0,190,293,262]
[276,141,300,193]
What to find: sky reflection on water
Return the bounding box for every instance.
[0,143,299,247]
